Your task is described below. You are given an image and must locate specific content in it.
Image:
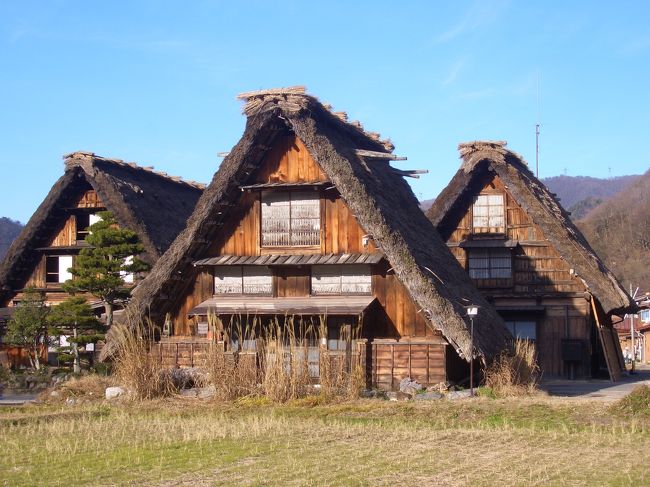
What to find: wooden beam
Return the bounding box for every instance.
[355,149,407,161]
[390,169,428,179]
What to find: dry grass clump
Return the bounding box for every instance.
[261,320,313,402]
[111,318,176,400]
[195,314,364,403]
[199,343,260,401]
[484,339,540,396]
[610,385,650,417]
[42,374,117,403]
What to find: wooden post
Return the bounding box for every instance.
[390,344,395,390]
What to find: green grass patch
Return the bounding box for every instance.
[2,397,650,486]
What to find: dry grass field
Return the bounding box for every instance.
[2,392,650,486]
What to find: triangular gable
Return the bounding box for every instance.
[0,154,203,306]
[131,89,510,361]
[428,141,635,316]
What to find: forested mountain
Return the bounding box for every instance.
[0,217,23,260]
[542,174,640,217]
[577,170,650,288]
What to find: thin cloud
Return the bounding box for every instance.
[442,59,465,87]
[432,0,509,45]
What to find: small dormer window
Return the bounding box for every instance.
[261,191,320,247]
[472,194,505,233]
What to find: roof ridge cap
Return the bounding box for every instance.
[63,152,206,189]
[238,86,395,152]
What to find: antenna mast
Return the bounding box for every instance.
[535,123,540,178]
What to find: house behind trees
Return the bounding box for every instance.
[0,153,204,366]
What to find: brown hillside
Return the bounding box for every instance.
[577,169,650,288]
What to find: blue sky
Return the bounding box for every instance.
[1,1,649,223]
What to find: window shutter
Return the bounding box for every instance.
[58,256,73,283]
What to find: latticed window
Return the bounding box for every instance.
[472,194,505,231]
[261,191,320,247]
[311,265,372,295]
[468,248,512,279]
[213,266,273,295]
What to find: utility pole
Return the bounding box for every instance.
[629,285,639,374]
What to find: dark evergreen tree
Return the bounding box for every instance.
[63,211,150,329]
[47,297,103,373]
[6,287,49,370]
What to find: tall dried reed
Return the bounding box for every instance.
[484,339,540,396]
[111,317,175,400]
[199,313,261,400]
[319,316,365,399]
[197,314,365,402]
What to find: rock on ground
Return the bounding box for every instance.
[447,390,473,400]
[105,386,126,400]
[414,392,443,401]
[399,378,424,397]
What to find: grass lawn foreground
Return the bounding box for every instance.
[2,393,650,486]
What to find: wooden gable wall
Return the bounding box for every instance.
[445,176,586,295]
[169,134,437,341]
[16,189,105,302]
[440,173,598,378]
[210,135,375,257]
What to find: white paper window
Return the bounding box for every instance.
[468,248,512,279]
[214,266,272,295]
[243,267,273,294]
[505,321,536,341]
[311,265,371,295]
[261,191,320,247]
[214,267,244,294]
[473,194,505,230]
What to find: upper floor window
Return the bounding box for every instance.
[473,194,505,232]
[46,255,73,284]
[261,191,320,247]
[641,309,650,323]
[214,266,273,295]
[311,265,372,295]
[76,213,101,241]
[468,248,512,279]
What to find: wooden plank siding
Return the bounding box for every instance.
[165,134,447,387]
[441,174,600,378]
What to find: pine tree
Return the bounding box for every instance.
[6,287,49,370]
[63,211,150,329]
[47,297,103,373]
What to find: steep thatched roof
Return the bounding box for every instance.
[131,88,510,362]
[428,140,635,316]
[0,153,204,305]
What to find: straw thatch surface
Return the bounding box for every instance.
[0,153,204,305]
[427,140,634,316]
[130,89,510,362]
